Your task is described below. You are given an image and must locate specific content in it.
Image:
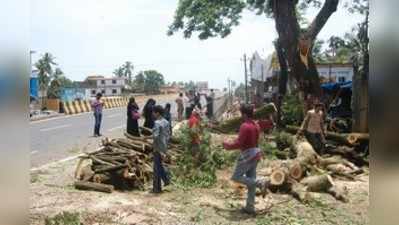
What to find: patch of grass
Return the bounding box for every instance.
[45,211,81,225]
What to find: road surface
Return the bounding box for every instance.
[30,94,224,168]
[30,96,179,168]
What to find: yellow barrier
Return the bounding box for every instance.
[68,101,76,114]
[62,102,70,115]
[84,100,92,112]
[104,98,111,109]
[73,101,82,114]
[80,100,89,112]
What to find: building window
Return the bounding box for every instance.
[112,89,117,94]
[101,90,106,94]
[101,80,105,85]
[91,90,96,95]
[112,80,117,84]
[338,77,346,83]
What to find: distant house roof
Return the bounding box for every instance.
[85,75,126,81]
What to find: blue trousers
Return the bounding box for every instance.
[231,156,259,210]
[153,151,170,192]
[94,112,102,135]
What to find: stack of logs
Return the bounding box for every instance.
[74,130,181,193]
[259,136,367,203]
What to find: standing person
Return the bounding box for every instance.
[206,89,215,120]
[298,102,326,155]
[126,97,140,137]
[222,104,268,215]
[175,93,184,121]
[91,93,104,137]
[152,105,171,193]
[164,103,173,135]
[188,108,202,159]
[185,91,195,119]
[143,98,156,129]
[194,92,202,109]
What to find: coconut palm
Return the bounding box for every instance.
[122,61,134,84]
[35,53,57,108]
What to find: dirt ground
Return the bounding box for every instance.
[30,141,369,225]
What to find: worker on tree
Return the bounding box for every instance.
[222,104,268,215]
[151,105,171,193]
[91,93,104,137]
[298,102,326,155]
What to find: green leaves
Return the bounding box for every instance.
[168,0,246,39]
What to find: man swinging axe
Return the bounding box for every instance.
[222,104,269,215]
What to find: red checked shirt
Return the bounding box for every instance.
[223,119,262,161]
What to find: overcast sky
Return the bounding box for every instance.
[31,0,363,89]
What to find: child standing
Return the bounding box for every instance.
[151,105,171,193]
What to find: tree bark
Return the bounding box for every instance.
[273,0,339,98]
[74,181,114,193]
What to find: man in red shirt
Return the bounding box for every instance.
[223,104,268,215]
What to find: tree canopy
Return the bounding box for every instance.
[134,70,165,94]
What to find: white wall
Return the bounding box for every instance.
[89,87,122,97]
[96,78,126,87]
[317,66,353,82]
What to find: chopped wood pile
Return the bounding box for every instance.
[74,131,181,193]
[259,136,368,203]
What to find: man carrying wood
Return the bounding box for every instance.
[151,105,171,193]
[298,102,326,155]
[222,104,268,215]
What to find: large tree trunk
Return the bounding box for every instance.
[273,0,339,98]
[275,39,289,128]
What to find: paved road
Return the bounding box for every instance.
[30,97,179,168]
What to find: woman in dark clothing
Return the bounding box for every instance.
[164,103,172,135]
[194,92,202,109]
[127,97,140,136]
[143,98,156,129]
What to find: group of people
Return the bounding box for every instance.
[175,89,216,121]
[90,91,328,215]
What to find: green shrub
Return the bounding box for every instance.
[281,94,304,126]
[172,123,237,188]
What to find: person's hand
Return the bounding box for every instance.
[222,140,229,149]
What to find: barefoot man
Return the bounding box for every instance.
[222,104,268,215]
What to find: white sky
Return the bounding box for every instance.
[31,0,363,89]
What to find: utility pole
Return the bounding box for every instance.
[243,54,248,104]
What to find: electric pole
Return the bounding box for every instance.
[243,54,248,104]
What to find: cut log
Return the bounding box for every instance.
[94,164,128,173]
[74,181,114,193]
[270,167,288,186]
[93,173,111,183]
[291,183,311,202]
[289,162,304,181]
[300,174,334,193]
[285,125,351,145]
[294,138,319,166]
[347,133,369,145]
[328,186,349,202]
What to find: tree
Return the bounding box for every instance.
[134,72,145,92]
[168,0,340,98]
[47,68,64,99]
[122,61,134,85]
[143,70,165,94]
[113,67,124,78]
[35,53,57,95]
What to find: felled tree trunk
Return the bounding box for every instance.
[74,181,114,193]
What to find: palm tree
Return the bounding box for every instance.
[48,68,64,99]
[122,61,134,85]
[35,53,57,108]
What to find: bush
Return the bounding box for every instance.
[172,123,237,188]
[281,94,304,126]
